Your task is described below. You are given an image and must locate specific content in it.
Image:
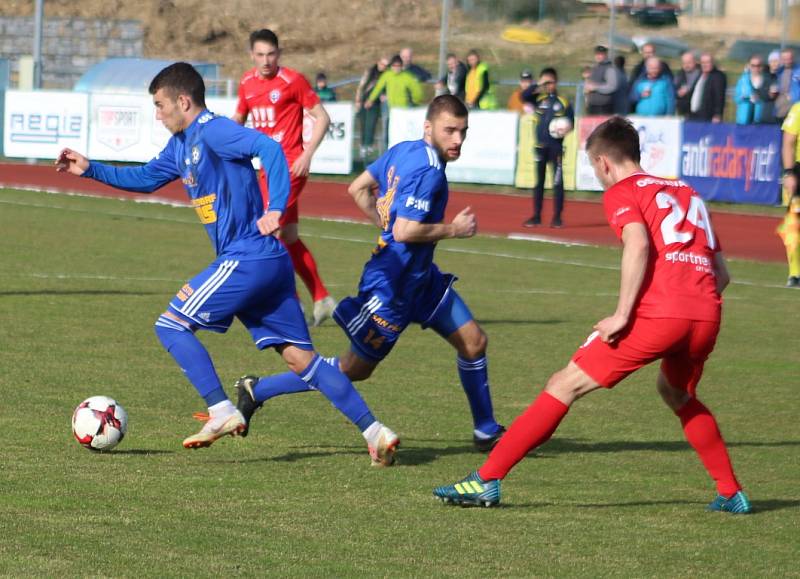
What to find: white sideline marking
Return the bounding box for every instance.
[0,192,785,291]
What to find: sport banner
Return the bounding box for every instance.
[575,115,682,191]
[388,107,518,185]
[680,122,781,205]
[3,90,89,159]
[514,113,576,191]
[304,102,354,175]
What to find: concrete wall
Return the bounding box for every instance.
[0,17,143,89]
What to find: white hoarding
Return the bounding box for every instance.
[3,90,89,159]
[388,108,518,185]
[576,115,683,191]
[306,102,354,175]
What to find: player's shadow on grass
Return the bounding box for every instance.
[541,438,800,454]
[110,449,175,455]
[246,441,477,466]
[0,290,163,297]
[476,319,564,325]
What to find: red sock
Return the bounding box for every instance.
[677,397,741,497]
[285,238,329,302]
[478,391,569,481]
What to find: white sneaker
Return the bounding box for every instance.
[367,425,400,467]
[182,410,246,449]
[310,296,337,327]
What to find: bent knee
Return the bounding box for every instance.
[458,326,488,359]
[543,362,599,405]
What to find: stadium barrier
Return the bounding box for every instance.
[1,90,784,204]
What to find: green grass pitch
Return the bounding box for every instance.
[0,188,797,576]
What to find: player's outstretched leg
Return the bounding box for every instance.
[154,314,245,448]
[282,347,400,466]
[433,471,500,507]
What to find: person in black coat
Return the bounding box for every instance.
[674,51,701,117]
[629,42,673,84]
[687,53,727,123]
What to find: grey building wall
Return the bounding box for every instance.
[0,17,143,89]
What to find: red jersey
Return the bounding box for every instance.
[604,172,722,322]
[235,66,320,163]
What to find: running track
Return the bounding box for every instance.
[0,163,783,262]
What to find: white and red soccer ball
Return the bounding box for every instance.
[72,396,128,451]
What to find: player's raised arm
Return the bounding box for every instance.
[594,221,649,343]
[347,170,382,228]
[55,148,89,176]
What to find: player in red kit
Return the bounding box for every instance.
[233,29,336,326]
[433,116,751,514]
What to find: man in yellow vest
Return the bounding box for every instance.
[465,49,498,110]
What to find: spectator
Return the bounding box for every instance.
[734,55,778,125]
[613,55,629,115]
[775,48,800,124]
[400,47,432,83]
[314,72,337,102]
[674,51,701,117]
[465,49,498,110]
[436,53,467,101]
[630,58,675,116]
[688,53,727,123]
[768,50,781,76]
[584,45,618,116]
[366,54,424,110]
[355,56,389,158]
[521,67,574,228]
[629,42,674,85]
[507,69,536,114]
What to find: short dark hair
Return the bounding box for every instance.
[613,55,626,69]
[585,116,640,164]
[250,29,279,49]
[540,67,557,81]
[426,94,468,121]
[390,55,403,67]
[148,62,206,108]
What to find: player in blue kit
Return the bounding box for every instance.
[237,95,504,450]
[55,62,399,465]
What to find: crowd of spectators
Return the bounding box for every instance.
[575,42,800,126]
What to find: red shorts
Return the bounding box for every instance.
[572,317,720,396]
[258,169,308,226]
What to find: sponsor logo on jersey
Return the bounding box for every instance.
[197,312,212,322]
[191,146,200,164]
[405,195,430,213]
[269,89,281,104]
[197,112,214,124]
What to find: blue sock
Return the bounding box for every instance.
[300,354,375,431]
[457,355,499,434]
[155,315,227,407]
[250,355,341,403]
[252,372,314,403]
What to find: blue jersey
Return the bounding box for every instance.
[83,110,290,260]
[360,139,449,309]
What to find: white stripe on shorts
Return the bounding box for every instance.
[179,260,239,318]
[347,295,382,336]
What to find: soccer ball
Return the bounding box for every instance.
[548,117,573,139]
[72,396,128,451]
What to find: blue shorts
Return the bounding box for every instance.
[167,255,313,351]
[333,272,473,362]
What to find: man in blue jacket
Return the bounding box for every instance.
[631,58,675,116]
[55,62,399,465]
